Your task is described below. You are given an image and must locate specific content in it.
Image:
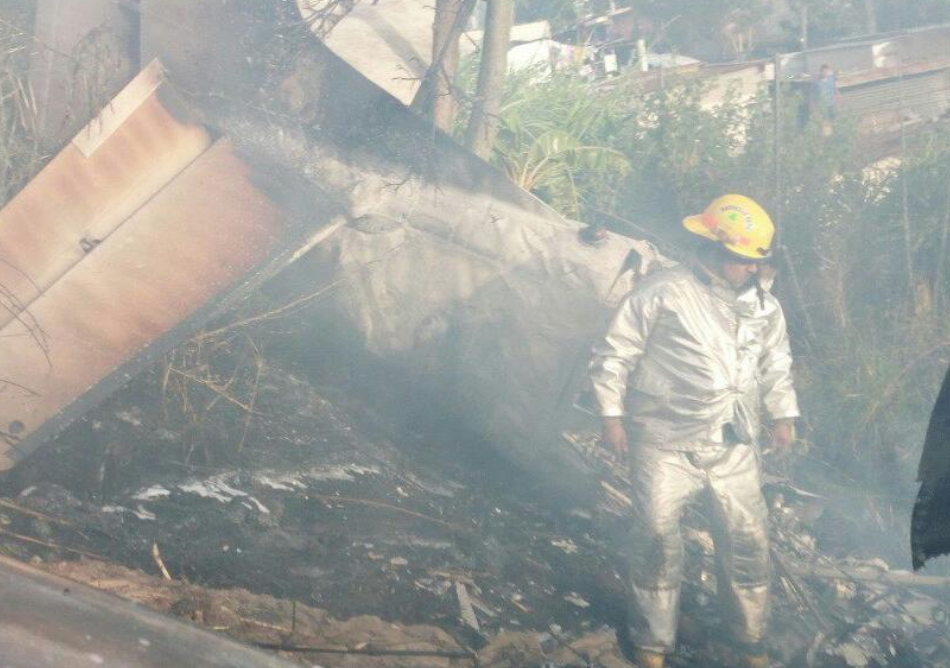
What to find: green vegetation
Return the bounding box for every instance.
[456,66,631,218]
[0,5,41,203]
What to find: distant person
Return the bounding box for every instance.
[590,195,799,668]
[811,64,841,134]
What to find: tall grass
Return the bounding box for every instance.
[0,3,42,205]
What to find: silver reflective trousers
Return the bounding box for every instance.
[627,443,770,654]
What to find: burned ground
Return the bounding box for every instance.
[0,363,629,659]
[1,357,949,667]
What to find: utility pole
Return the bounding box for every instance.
[898,58,919,314]
[936,172,950,310]
[773,54,783,234]
[773,53,819,352]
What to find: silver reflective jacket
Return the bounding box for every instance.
[590,264,799,450]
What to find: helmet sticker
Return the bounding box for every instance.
[721,204,755,231]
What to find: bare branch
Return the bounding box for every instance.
[298,0,363,40]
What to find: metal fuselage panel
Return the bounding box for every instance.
[0,62,307,470]
[0,61,212,333]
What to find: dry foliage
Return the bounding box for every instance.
[157,282,341,464]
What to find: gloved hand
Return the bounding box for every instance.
[770,419,796,455]
[602,417,628,458]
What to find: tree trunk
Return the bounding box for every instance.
[464,0,513,160]
[432,0,464,130]
[409,0,477,126]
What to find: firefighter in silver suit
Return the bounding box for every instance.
[590,195,799,668]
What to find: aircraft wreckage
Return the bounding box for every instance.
[0,0,655,494]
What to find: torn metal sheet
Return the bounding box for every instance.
[0,555,295,668]
[455,581,481,632]
[301,0,435,104]
[0,56,344,470]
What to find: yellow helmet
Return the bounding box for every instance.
[683,194,775,260]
